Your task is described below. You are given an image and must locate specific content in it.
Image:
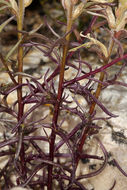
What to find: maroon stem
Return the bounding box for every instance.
[64,54,127,87]
[47,4,73,189]
[47,42,70,190]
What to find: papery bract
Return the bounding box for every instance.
[106,6,116,29]
[72,2,85,20]
[61,0,72,9]
[10,0,18,15]
[24,0,32,7]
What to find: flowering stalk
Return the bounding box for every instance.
[89,38,114,114]
[48,1,74,189]
[76,38,115,164]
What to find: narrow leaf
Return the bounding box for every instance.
[5,38,23,61]
[0,15,15,33]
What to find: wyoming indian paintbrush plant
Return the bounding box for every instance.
[0,0,127,189]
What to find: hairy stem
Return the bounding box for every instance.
[47,4,73,190]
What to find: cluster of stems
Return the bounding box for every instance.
[0,0,127,189]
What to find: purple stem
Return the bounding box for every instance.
[113,159,127,177]
[0,136,48,149]
[64,54,127,87]
[11,102,42,133]
[109,180,116,190]
[83,16,98,36]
